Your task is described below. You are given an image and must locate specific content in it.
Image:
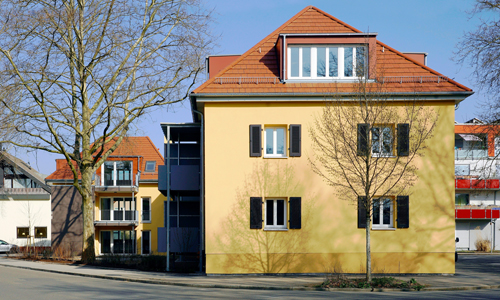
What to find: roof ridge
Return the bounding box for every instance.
[145,136,164,161]
[376,40,472,92]
[193,6,314,94]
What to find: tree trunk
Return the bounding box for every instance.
[366,209,372,282]
[81,166,95,264]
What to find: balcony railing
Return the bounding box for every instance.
[455,178,500,189]
[455,149,488,160]
[99,210,139,222]
[94,173,140,187]
[455,206,500,219]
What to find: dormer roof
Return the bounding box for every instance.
[45,136,164,182]
[192,6,471,100]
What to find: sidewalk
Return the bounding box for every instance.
[1,255,500,292]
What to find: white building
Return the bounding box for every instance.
[0,150,51,249]
[455,120,500,251]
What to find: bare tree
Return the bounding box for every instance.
[309,80,437,282]
[455,0,500,120]
[0,0,213,263]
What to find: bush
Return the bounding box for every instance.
[475,238,491,252]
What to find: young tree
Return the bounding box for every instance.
[0,0,213,263]
[309,80,437,282]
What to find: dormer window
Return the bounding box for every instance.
[103,161,132,186]
[287,45,366,80]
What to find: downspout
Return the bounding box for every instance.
[166,126,171,272]
[282,34,286,83]
[193,110,204,273]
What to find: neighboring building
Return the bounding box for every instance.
[46,137,166,256]
[160,6,473,274]
[0,149,51,249]
[454,120,500,250]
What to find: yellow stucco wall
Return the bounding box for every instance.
[93,183,166,255]
[203,100,456,274]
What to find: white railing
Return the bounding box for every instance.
[100,210,139,222]
[94,173,140,187]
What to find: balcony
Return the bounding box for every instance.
[455,178,500,189]
[94,173,140,193]
[455,206,500,219]
[95,209,139,226]
[455,149,488,160]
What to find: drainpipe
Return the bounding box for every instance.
[193,110,204,273]
[166,126,171,272]
[282,34,286,83]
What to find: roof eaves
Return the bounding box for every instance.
[0,151,51,193]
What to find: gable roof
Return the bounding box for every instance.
[45,136,164,182]
[0,151,51,193]
[193,6,471,97]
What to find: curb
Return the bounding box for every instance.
[1,262,499,292]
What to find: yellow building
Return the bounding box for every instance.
[167,6,473,274]
[47,137,166,256]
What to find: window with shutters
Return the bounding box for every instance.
[250,124,301,158]
[265,198,287,230]
[372,197,394,229]
[358,123,409,157]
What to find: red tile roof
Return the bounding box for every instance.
[45,136,164,182]
[193,6,471,95]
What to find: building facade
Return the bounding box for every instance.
[454,120,500,251]
[0,150,51,249]
[47,137,166,256]
[161,6,474,274]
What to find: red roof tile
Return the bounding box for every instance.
[193,6,471,95]
[46,136,164,182]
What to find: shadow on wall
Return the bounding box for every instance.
[216,160,317,273]
[397,110,455,273]
[51,186,83,255]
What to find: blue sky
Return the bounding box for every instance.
[11,0,489,175]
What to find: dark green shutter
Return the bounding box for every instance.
[357,124,369,156]
[397,123,409,156]
[250,197,262,229]
[0,167,3,188]
[250,125,262,157]
[358,196,367,228]
[289,125,301,157]
[397,196,409,228]
[289,197,301,229]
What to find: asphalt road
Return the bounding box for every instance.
[2,266,500,300]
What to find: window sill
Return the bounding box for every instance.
[371,227,396,231]
[264,228,288,231]
[263,155,288,159]
[371,154,396,158]
[142,221,152,224]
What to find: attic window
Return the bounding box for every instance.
[145,161,156,172]
[287,45,366,80]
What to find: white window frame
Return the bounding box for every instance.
[142,197,151,223]
[372,197,394,229]
[287,44,366,80]
[371,125,394,157]
[101,161,133,186]
[264,126,287,158]
[265,198,287,230]
[142,230,151,255]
